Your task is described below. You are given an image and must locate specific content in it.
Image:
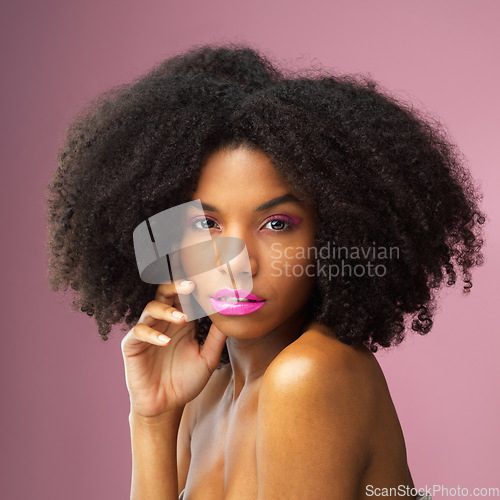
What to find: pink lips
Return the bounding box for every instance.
[210,288,266,316]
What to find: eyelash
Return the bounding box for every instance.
[189,215,296,233]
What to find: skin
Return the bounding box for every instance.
[183,145,318,395]
[122,146,416,499]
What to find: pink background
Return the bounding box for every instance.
[1,1,499,498]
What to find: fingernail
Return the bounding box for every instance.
[180,280,191,287]
[173,311,184,319]
[158,335,170,343]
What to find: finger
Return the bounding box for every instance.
[143,300,188,324]
[120,325,169,356]
[155,280,195,303]
[199,323,228,372]
[131,322,172,346]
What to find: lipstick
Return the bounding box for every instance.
[210,288,266,316]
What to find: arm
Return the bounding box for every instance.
[176,400,193,494]
[256,350,372,499]
[129,408,183,500]
[121,281,227,499]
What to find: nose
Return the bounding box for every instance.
[214,234,258,280]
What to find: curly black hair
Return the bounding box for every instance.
[45,43,485,366]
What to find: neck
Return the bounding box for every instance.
[223,308,312,402]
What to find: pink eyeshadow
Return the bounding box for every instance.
[284,214,303,225]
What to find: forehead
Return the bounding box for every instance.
[194,147,293,199]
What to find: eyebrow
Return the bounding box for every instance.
[199,193,305,213]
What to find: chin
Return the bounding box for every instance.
[211,314,274,339]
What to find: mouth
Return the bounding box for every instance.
[214,297,260,302]
[210,288,266,316]
[211,288,264,302]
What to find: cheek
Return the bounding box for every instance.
[266,246,316,299]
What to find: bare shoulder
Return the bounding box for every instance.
[256,324,389,496]
[259,322,395,459]
[263,322,386,399]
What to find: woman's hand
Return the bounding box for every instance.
[121,280,228,418]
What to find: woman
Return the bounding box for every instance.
[45,44,484,499]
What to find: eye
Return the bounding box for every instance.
[188,214,298,233]
[190,216,221,232]
[261,215,295,232]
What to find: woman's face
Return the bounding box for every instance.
[181,146,317,339]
